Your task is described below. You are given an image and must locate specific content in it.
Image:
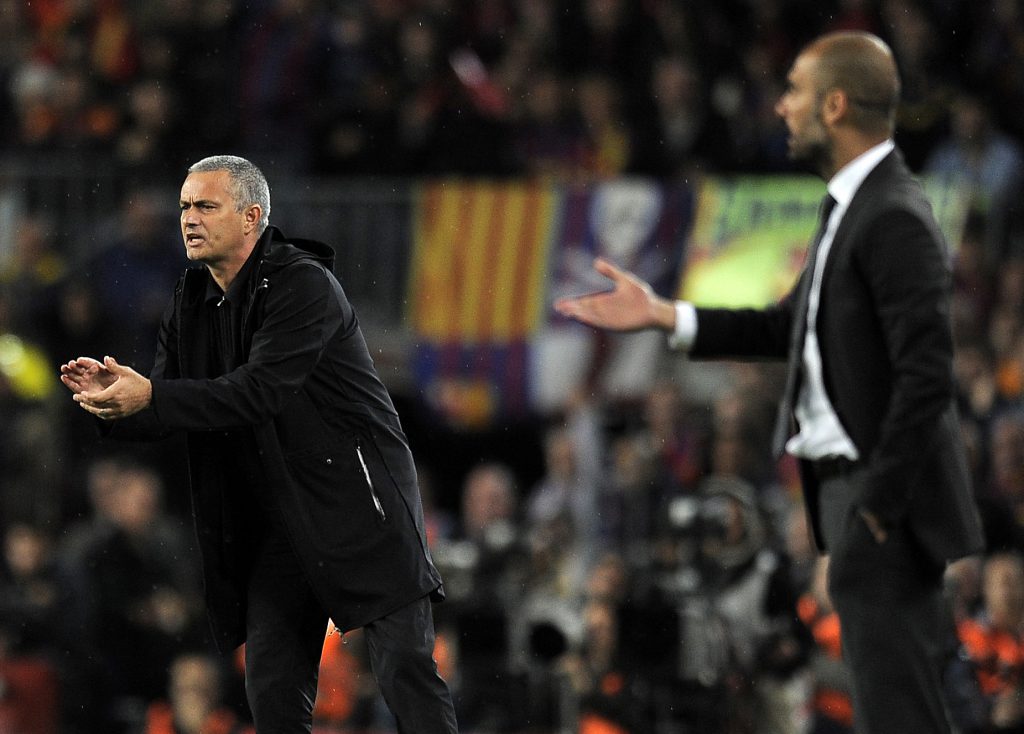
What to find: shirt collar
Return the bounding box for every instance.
[204,240,264,305]
[826,139,895,209]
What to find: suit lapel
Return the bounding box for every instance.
[816,150,902,299]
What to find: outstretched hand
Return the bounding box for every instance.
[60,355,152,420]
[554,257,677,332]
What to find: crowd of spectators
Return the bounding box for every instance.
[0,0,1022,182]
[3,0,1024,733]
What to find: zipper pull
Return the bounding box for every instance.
[356,442,387,521]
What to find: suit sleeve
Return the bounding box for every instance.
[148,263,350,430]
[690,288,798,360]
[855,207,956,522]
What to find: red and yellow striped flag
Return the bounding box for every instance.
[409,180,559,343]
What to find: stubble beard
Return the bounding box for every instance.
[787,111,834,179]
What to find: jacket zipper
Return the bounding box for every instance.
[355,443,386,521]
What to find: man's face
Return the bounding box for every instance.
[179,170,250,267]
[775,51,831,173]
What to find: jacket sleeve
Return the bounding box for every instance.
[690,289,798,360]
[854,207,956,523]
[148,262,349,430]
[101,286,181,440]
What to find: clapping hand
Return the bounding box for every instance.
[60,355,152,420]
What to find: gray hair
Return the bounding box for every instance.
[188,155,271,234]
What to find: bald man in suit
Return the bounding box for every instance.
[557,32,984,733]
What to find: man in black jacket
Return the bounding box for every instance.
[556,32,984,733]
[61,155,458,734]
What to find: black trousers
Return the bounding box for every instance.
[818,474,955,734]
[243,512,458,734]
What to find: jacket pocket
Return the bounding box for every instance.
[282,435,389,532]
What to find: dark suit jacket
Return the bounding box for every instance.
[689,149,984,566]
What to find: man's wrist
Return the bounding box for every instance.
[652,296,677,331]
[667,301,698,351]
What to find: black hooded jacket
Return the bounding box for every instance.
[108,226,442,651]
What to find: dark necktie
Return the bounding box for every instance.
[770,193,838,457]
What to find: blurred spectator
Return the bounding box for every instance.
[988,410,1024,528]
[599,381,710,565]
[154,0,242,165]
[638,380,708,496]
[61,459,203,733]
[512,68,586,179]
[236,0,334,173]
[416,462,457,550]
[709,378,781,490]
[0,524,60,656]
[948,555,985,624]
[0,0,29,143]
[797,557,854,734]
[436,462,526,731]
[492,0,561,95]
[925,93,1024,212]
[885,0,955,169]
[143,653,249,734]
[390,13,450,173]
[683,475,804,733]
[559,0,658,110]
[600,431,668,567]
[953,210,999,341]
[525,395,603,558]
[0,285,62,528]
[574,73,633,179]
[631,54,731,178]
[958,552,1024,732]
[36,276,118,515]
[457,461,519,547]
[828,0,883,34]
[0,214,66,335]
[316,3,395,175]
[113,78,181,178]
[84,189,186,372]
[964,0,1024,143]
[560,598,645,733]
[0,621,60,734]
[988,165,1024,266]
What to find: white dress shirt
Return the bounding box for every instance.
[670,139,896,460]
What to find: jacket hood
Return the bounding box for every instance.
[260,225,336,271]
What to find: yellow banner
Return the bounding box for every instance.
[680,176,969,308]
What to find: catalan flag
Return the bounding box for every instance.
[408,181,560,427]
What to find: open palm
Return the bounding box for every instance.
[554,257,670,332]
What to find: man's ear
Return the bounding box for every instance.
[244,204,262,234]
[821,88,849,126]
